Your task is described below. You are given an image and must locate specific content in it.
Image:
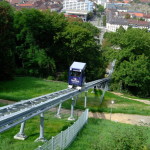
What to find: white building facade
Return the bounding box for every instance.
[106,22,150,32]
[106,22,128,32]
[62,0,94,21]
[96,0,108,9]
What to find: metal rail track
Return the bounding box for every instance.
[0,78,109,133]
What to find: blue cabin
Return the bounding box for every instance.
[68,61,86,90]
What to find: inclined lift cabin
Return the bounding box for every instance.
[68,61,86,90]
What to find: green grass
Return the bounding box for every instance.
[0,111,75,150]
[62,89,150,116]
[0,77,67,101]
[120,93,150,101]
[0,103,6,107]
[0,77,150,150]
[67,118,150,150]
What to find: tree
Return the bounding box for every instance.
[54,21,105,81]
[0,1,15,80]
[96,4,104,14]
[103,28,150,97]
[87,12,94,21]
[13,8,106,81]
[103,15,106,26]
[14,9,67,77]
[125,14,130,19]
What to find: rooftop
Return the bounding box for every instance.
[70,62,86,70]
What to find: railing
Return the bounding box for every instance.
[36,109,89,150]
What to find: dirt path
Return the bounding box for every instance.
[50,108,150,127]
[111,92,150,105]
[0,99,15,104]
[88,111,150,126]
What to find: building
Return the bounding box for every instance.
[106,18,150,32]
[62,0,94,21]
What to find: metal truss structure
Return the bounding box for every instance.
[0,78,109,133]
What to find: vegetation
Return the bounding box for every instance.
[1,77,149,116]
[0,1,106,82]
[0,111,74,150]
[103,15,106,26]
[0,1,15,80]
[103,28,150,97]
[67,118,150,150]
[62,89,150,116]
[0,77,67,101]
[0,77,150,149]
[94,4,104,17]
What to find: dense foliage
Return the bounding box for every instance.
[103,27,150,97]
[0,1,105,81]
[0,1,15,80]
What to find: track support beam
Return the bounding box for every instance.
[68,97,75,120]
[35,113,47,142]
[14,121,27,140]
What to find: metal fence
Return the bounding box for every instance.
[35,109,89,150]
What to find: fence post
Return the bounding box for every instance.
[51,136,54,150]
[60,131,63,150]
[86,109,89,124]
[67,127,70,146]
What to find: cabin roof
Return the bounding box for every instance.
[70,61,86,70]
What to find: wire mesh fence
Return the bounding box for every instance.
[35,109,89,150]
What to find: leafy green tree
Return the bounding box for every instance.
[13,8,105,81]
[96,4,104,13]
[0,1,15,80]
[54,22,105,81]
[125,13,130,19]
[87,12,94,21]
[14,9,67,77]
[103,28,150,97]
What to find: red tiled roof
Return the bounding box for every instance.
[65,14,78,18]
[128,19,149,26]
[129,12,144,17]
[143,14,150,18]
[123,0,130,3]
[18,3,33,6]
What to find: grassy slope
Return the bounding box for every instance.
[0,77,69,150]
[0,77,150,150]
[67,118,150,150]
[0,77,67,101]
[0,111,74,150]
[62,89,150,116]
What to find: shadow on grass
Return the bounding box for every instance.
[0,77,67,101]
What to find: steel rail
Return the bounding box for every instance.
[0,78,109,133]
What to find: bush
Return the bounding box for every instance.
[56,72,68,82]
[47,76,55,80]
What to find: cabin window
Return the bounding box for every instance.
[71,71,81,77]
